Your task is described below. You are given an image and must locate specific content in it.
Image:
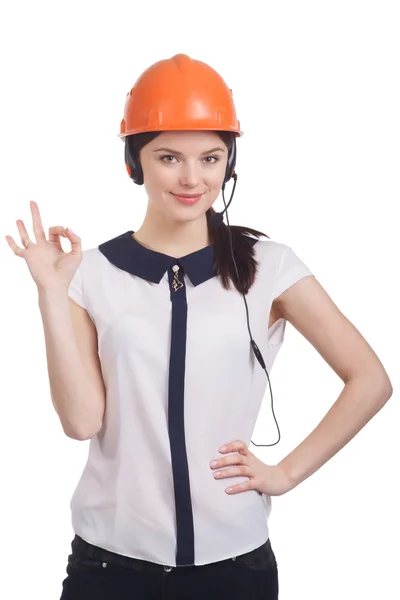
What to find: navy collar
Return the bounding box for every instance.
[98,230,258,287]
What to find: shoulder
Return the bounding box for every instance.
[242,234,289,264]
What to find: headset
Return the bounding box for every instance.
[124,135,280,448]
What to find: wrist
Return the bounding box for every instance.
[37,285,69,304]
[276,461,299,491]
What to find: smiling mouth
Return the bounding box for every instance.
[171,192,204,205]
[172,193,204,198]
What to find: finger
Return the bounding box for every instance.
[5,235,25,257]
[30,201,47,243]
[65,227,82,256]
[224,454,245,467]
[213,465,250,479]
[225,479,254,494]
[210,455,243,473]
[49,225,66,238]
[48,226,67,251]
[16,219,34,248]
[219,440,248,454]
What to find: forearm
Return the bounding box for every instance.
[278,375,393,489]
[38,288,102,440]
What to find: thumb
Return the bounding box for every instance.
[65,227,82,255]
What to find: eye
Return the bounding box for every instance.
[203,156,219,164]
[161,155,177,164]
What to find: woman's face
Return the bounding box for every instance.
[139,130,229,223]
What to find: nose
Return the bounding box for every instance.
[178,161,200,188]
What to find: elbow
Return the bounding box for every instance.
[347,371,393,406]
[383,381,393,401]
[374,372,393,402]
[364,372,393,404]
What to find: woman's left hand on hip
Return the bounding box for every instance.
[210,439,293,496]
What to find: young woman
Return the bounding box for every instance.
[5,54,392,600]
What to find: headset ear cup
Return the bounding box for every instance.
[224,137,237,185]
[125,137,144,185]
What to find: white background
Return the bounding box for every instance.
[0,1,398,598]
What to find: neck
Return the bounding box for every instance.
[133,211,213,258]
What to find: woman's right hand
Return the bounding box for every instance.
[5,200,83,292]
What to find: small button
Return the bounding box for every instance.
[164,565,173,572]
[102,562,108,568]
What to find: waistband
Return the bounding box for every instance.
[70,534,275,573]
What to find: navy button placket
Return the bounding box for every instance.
[167,263,195,567]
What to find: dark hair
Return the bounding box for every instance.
[126,131,270,294]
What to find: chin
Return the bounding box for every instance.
[168,198,208,217]
[170,206,206,223]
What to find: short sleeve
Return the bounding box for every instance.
[272,245,314,300]
[68,265,86,309]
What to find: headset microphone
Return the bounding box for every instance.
[209,174,238,229]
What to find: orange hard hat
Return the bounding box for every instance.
[118,53,242,139]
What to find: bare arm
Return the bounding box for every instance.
[5,201,106,440]
[274,276,393,488]
[38,288,106,440]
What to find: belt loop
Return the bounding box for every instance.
[86,540,96,559]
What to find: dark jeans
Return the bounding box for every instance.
[60,534,279,599]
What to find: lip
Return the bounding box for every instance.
[172,193,204,205]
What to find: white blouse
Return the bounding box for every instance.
[67,230,314,567]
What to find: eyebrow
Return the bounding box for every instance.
[153,147,226,156]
